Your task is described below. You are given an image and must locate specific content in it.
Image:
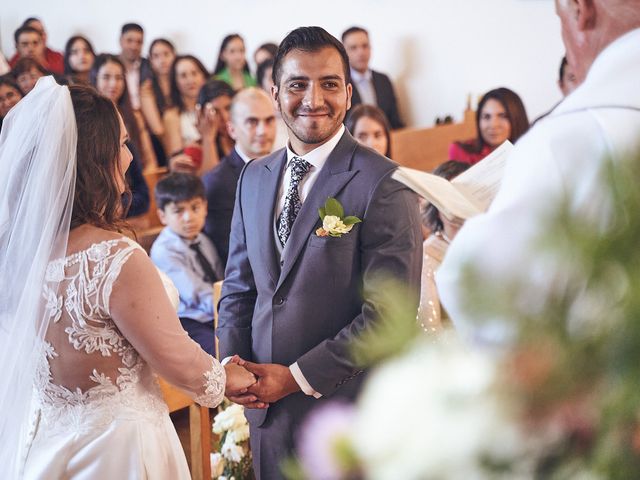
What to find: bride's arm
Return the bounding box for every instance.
[107,247,254,407]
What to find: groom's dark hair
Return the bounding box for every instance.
[272,26,351,87]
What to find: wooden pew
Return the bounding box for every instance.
[390,109,477,172]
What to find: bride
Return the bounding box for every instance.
[0,77,255,479]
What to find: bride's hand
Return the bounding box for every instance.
[224,363,256,397]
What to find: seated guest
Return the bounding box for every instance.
[163,55,211,173]
[256,58,274,92]
[119,23,153,111]
[140,38,177,166]
[90,55,152,213]
[213,34,256,91]
[10,19,64,74]
[558,55,580,97]
[255,59,288,150]
[91,54,157,170]
[151,173,224,356]
[418,160,470,334]
[346,104,392,157]
[449,87,529,165]
[342,26,404,129]
[141,38,176,136]
[0,76,24,130]
[12,58,48,94]
[203,87,276,266]
[123,148,150,217]
[253,42,278,70]
[195,80,236,170]
[63,35,95,84]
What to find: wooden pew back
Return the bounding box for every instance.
[390,110,476,172]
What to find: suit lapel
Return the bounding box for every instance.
[277,132,359,290]
[256,151,286,287]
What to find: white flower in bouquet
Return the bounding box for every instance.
[228,423,250,443]
[213,403,247,434]
[352,338,531,479]
[221,436,245,463]
[210,452,224,477]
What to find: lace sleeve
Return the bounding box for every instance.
[194,357,226,408]
[107,243,229,408]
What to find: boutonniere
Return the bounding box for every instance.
[316,198,361,237]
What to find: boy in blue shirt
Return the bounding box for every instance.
[151,173,224,356]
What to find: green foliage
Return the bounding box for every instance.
[343,216,362,226]
[325,197,344,218]
[460,152,640,476]
[351,276,422,367]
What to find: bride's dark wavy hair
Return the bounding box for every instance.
[69,84,131,231]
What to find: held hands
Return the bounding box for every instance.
[224,362,257,397]
[226,357,301,409]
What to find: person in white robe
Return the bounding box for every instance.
[437,0,640,345]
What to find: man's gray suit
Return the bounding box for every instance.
[217,130,422,479]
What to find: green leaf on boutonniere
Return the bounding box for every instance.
[324,197,344,218]
[319,206,326,220]
[342,216,362,226]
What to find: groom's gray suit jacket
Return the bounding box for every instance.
[217,130,422,427]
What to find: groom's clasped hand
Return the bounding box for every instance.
[225,356,301,409]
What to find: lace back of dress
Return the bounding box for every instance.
[39,237,144,398]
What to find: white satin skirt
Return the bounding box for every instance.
[22,388,190,479]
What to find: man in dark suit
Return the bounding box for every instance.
[203,88,277,267]
[342,26,404,129]
[217,26,422,479]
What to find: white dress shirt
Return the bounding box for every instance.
[280,124,345,398]
[125,59,142,110]
[275,124,345,220]
[350,68,376,106]
[234,145,254,164]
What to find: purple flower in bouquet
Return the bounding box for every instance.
[297,402,357,480]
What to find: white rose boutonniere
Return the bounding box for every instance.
[316,198,361,238]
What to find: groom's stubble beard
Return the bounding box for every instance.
[278,94,348,146]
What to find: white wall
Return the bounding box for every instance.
[0,0,564,127]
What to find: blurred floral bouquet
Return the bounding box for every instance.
[210,402,253,480]
[284,152,640,479]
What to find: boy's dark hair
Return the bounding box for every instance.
[423,161,470,232]
[155,173,206,210]
[14,25,41,44]
[121,23,144,36]
[272,26,350,87]
[341,26,368,42]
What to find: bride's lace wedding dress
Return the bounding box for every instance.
[22,236,225,479]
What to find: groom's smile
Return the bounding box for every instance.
[273,46,352,154]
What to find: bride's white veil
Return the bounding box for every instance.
[0,76,77,478]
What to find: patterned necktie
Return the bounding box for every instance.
[277,156,312,247]
[189,241,219,283]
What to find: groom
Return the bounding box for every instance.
[217,26,422,479]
